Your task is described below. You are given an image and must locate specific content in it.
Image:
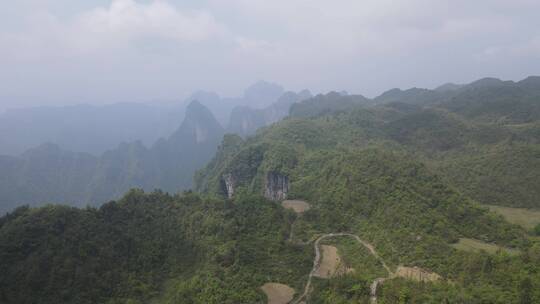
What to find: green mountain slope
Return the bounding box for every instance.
[192,90,540,302]
[0,191,311,304]
[1,76,540,303]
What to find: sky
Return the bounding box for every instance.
[1,0,540,111]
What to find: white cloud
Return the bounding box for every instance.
[73,0,226,48]
[235,37,277,54]
[1,0,540,110]
[1,0,229,58]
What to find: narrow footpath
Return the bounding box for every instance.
[291,233,393,304]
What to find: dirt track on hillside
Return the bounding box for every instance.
[282,200,435,304]
[291,233,392,304]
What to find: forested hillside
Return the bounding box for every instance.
[0,191,311,304]
[195,76,540,301]
[1,76,539,303]
[0,86,313,214]
[281,76,540,208]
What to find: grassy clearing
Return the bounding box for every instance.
[451,238,520,256]
[482,204,540,229]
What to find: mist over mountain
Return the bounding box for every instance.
[0,102,186,156]
[2,1,540,302]
[289,91,371,118]
[195,81,288,127]
[0,81,288,156]
[0,80,314,214]
[1,76,538,214]
[0,101,224,213]
[3,75,539,303]
[227,89,313,136]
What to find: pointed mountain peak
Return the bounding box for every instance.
[186,99,204,109]
[185,100,217,121]
[170,100,224,144]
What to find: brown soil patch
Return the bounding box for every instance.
[281,200,311,214]
[394,266,441,282]
[314,245,341,278]
[261,283,295,304]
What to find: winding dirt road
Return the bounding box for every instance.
[291,233,393,304]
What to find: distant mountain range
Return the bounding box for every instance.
[0,101,223,213]
[1,76,539,214]
[1,76,540,304]
[197,78,538,208]
[227,90,313,136]
[0,81,301,156]
[0,102,186,156]
[0,82,313,213]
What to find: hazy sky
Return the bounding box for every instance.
[1,0,539,111]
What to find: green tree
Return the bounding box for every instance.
[519,277,532,304]
[399,287,411,304]
[534,223,540,236]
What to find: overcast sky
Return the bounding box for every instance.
[1,0,539,111]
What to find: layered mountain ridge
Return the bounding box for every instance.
[0,101,224,213]
[1,76,539,303]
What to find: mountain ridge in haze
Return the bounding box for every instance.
[0,100,224,213]
[0,81,287,156]
[227,89,313,136]
[1,76,539,213]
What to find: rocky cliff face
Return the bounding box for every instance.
[264,171,289,201]
[222,173,235,199]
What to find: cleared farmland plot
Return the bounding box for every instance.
[482,204,540,229]
[451,238,520,256]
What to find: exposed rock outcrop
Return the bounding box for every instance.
[222,173,235,199]
[264,171,289,201]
